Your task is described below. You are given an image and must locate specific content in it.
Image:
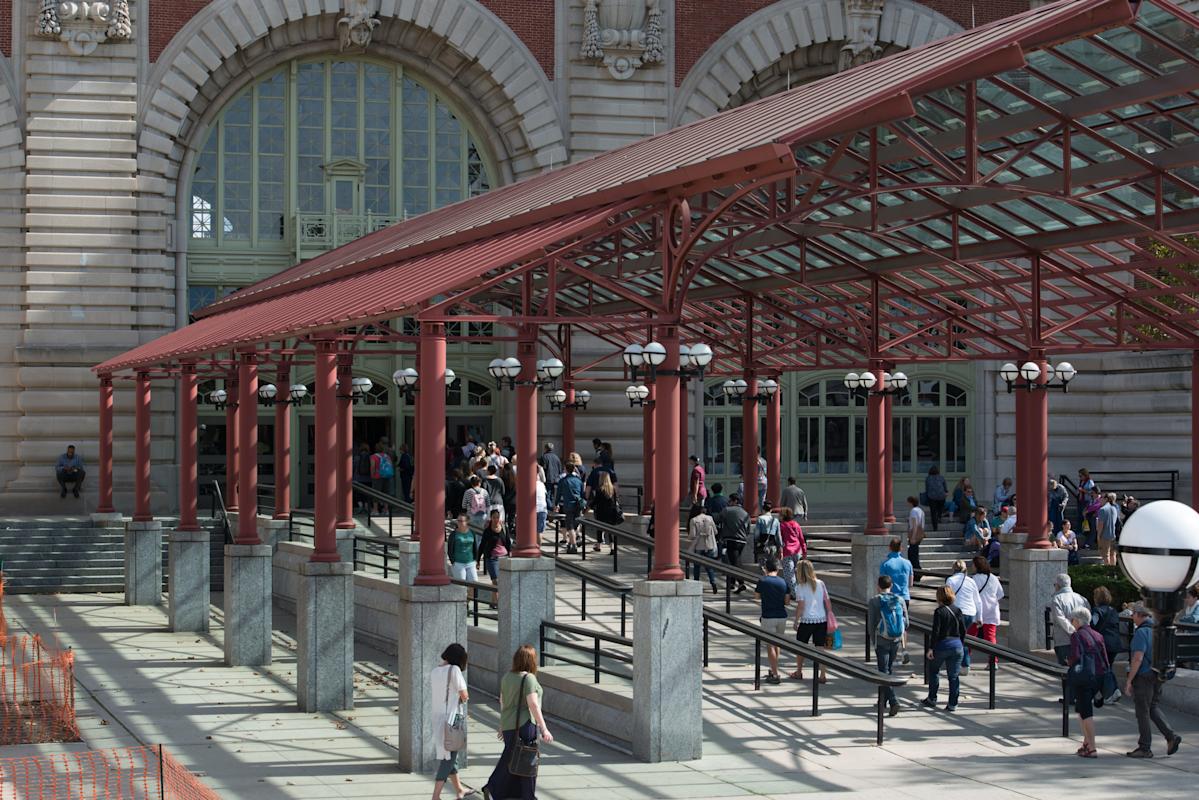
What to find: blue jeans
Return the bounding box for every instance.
[691,548,718,588]
[960,614,975,668]
[927,643,963,708]
[876,637,899,707]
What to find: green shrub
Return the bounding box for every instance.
[1068,564,1140,608]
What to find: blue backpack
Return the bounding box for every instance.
[374,453,395,479]
[878,592,905,639]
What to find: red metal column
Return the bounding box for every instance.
[312,341,340,562]
[236,352,259,544]
[649,327,683,580]
[642,382,656,507]
[766,381,781,507]
[741,374,759,517]
[561,381,576,457]
[133,372,152,522]
[225,377,239,513]
[679,381,688,490]
[96,375,115,514]
[1024,353,1051,549]
[1193,351,1199,511]
[177,364,200,532]
[865,363,887,534]
[883,393,896,523]
[1012,383,1029,537]
[514,337,540,558]
[415,322,450,585]
[336,354,355,530]
[274,366,291,520]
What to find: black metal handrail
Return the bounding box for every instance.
[288,509,315,542]
[703,606,905,744]
[539,619,632,684]
[1058,470,1178,506]
[209,480,232,544]
[353,482,416,536]
[545,553,632,638]
[449,578,499,627]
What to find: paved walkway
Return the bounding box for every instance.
[3,589,1197,799]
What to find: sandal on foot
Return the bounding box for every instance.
[789,671,804,680]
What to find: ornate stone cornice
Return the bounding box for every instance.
[36,0,132,55]
[579,0,665,80]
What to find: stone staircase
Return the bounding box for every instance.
[0,516,228,594]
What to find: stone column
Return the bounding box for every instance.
[633,580,703,762]
[649,326,684,580]
[497,557,555,674]
[297,560,354,712]
[124,519,163,605]
[1006,545,1068,651]
[223,543,273,666]
[398,582,467,772]
[168,529,210,632]
[850,532,897,600]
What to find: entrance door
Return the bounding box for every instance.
[402,415,492,460]
[298,415,392,509]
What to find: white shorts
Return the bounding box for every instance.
[760,617,788,638]
[450,562,478,583]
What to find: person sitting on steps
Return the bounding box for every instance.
[55,445,86,498]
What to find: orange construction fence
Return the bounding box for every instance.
[0,745,221,800]
[0,578,79,745]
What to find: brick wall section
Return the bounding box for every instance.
[148,0,555,76]
[674,0,1029,85]
[0,0,11,57]
[150,0,211,61]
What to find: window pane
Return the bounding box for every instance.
[797,382,820,407]
[191,130,218,239]
[297,62,326,214]
[825,381,850,407]
[916,417,941,474]
[796,417,818,474]
[222,93,252,240]
[853,417,865,474]
[824,416,849,474]
[946,383,968,406]
[703,417,725,476]
[704,383,727,407]
[947,416,967,473]
[257,73,285,241]
[467,381,492,406]
[729,418,743,477]
[917,379,941,407]
[188,286,218,313]
[402,78,430,217]
[893,416,912,473]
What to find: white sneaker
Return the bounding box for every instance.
[960,665,971,676]
[1105,688,1122,705]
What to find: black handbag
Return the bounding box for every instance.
[507,674,540,778]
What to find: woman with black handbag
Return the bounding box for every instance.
[1067,606,1110,758]
[431,643,475,799]
[483,645,553,800]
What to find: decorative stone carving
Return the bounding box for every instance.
[579,0,665,80]
[838,0,885,71]
[36,0,131,54]
[338,0,380,51]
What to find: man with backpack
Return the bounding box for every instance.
[868,574,909,717]
[370,441,395,512]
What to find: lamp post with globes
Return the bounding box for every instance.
[1118,500,1199,677]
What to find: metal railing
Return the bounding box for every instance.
[353,482,416,536]
[1058,470,1178,506]
[547,555,632,638]
[450,578,499,627]
[209,480,233,544]
[539,619,632,684]
[287,509,315,543]
[618,484,644,516]
[702,607,906,744]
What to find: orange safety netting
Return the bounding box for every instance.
[0,577,79,745]
[0,745,221,800]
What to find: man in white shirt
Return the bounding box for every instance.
[999,505,1018,536]
[906,495,925,580]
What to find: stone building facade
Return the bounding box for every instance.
[0,0,1193,514]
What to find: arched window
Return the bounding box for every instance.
[188,57,493,279]
[791,377,969,477]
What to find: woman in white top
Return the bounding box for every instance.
[535,465,549,542]
[970,554,1004,661]
[430,643,473,800]
[790,559,829,683]
[946,560,981,672]
[687,504,719,593]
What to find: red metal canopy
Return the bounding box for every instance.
[97,0,1199,376]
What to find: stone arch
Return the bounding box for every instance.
[671,0,962,126]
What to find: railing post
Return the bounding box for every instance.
[725,579,732,614]
[388,503,393,538]
[988,656,997,710]
[539,624,546,667]
[923,632,931,686]
[811,662,821,716]
[754,639,761,690]
[581,578,587,622]
[1061,678,1069,737]
[581,526,587,561]
[594,638,601,684]
[620,594,627,639]
[877,687,885,746]
[612,537,618,572]
[353,537,358,571]
[703,616,709,667]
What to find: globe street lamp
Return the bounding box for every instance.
[1118,500,1199,676]
[999,360,1077,393]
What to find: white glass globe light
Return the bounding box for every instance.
[487,358,505,378]
[501,357,522,379]
[444,368,457,385]
[540,358,565,380]
[760,378,778,396]
[289,383,308,401]
[393,367,418,387]
[210,388,227,405]
[642,341,667,367]
[1000,362,1019,382]
[690,343,714,368]
[678,344,692,368]
[732,378,748,395]
[548,389,566,405]
[258,383,277,400]
[576,390,591,404]
[892,371,909,390]
[1057,362,1077,383]
[622,343,644,367]
[722,379,738,397]
[843,372,860,389]
[859,371,878,390]
[1020,361,1041,382]
[351,376,373,396]
[1119,500,1199,593]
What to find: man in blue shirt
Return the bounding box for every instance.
[754,557,790,684]
[1125,604,1181,758]
[879,537,914,663]
[55,445,85,498]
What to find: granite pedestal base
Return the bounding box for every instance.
[397,582,467,773]
[1005,545,1068,651]
[168,529,210,632]
[257,517,290,550]
[124,520,162,606]
[335,528,356,564]
[91,512,125,528]
[297,560,355,712]
[497,557,555,675]
[633,579,703,763]
[223,544,273,666]
[392,540,420,587]
[851,530,902,601]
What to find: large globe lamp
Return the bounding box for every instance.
[1117,500,1199,676]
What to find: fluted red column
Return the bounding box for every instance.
[274,366,291,519]
[177,364,200,531]
[561,381,576,458]
[883,393,896,523]
[514,337,540,557]
[225,377,239,513]
[741,374,759,517]
[1022,353,1051,549]
[766,380,781,506]
[649,327,683,580]
[336,354,355,529]
[236,352,259,544]
[312,341,340,562]
[133,372,152,522]
[96,375,115,514]
[415,323,449,584]
[642,382,656,507]
[865,364,887,534]
[679,381,689,490]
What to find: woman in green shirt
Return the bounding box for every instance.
[448,514,479,583]
[483,645,553,800]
